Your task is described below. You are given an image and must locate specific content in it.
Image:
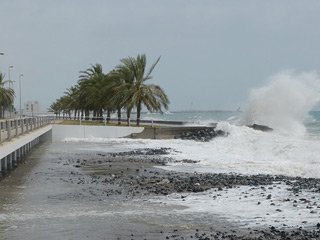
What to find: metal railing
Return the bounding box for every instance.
[0,116,54,144]
[54,115,190,126]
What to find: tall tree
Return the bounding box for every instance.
[78,64,105,120]
[108,69,129,125]
[48,101,60,117]
[0,72,15,118]
[116,54,169,125]
[64,85,81,119]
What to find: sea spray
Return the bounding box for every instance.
[239,71,320,137]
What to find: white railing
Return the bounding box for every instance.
[54,115,190,126]
[0,116,54,144]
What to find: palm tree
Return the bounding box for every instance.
[48,101,60,117]
[116,54,169,125]
[0,72,15,119]
[111,65,135,126]
[86,74,112,121]
[108,69,128,125]
[64,85,81,119]
[78,64,105,120]
[49,55,170,126]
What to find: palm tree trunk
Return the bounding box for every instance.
[0,106,3,119]
[85,110,89,120]
[117,107,121,125]
[107,109,111,123]
[93,110,97,121]
[136,101,141,126]
[99,109,103,122]
[126,109,131,126]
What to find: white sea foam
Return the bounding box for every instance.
[160,124,320,178]
[239,71,320,137]
[64,125,320,178]
[151,182,320,229]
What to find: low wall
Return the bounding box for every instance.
[129,126,216,139]
[52,125,144,141]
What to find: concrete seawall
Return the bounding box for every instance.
[129,126,216,139]
[52,125,144,141]
[52,124,217,141]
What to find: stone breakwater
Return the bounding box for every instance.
[175,129,227,142]
[58,147,320,240]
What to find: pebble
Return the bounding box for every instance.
[60,147,320,240]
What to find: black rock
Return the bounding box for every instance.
[176,128,228,142]
[247,124,273,132]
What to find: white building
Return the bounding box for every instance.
[24,101,41,115]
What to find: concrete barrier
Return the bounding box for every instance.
[52,125,144,141]
[129,126,217,139]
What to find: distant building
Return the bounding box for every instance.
[24,101,41,115]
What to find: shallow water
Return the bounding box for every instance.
[1,140,320,240]
[2,108,320,239]
[0,142,238,240]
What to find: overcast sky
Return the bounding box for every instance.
[1,0,320,111]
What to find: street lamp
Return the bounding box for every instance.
[8,65,13,87]
[19,74,23,119]
[8,66,14,118]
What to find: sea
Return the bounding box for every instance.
[137,109,320,178]
[1,72,320,239]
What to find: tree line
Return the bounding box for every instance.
[49,54,170,125]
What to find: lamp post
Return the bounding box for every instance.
[8,65,13,87]
[8,66,14,118]
[19,74,23,119]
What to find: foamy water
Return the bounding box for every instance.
[239,71,320,137]
[63,127,320,230]
[65,123,320,178]
[62,71,320,231]
[150,182,320,229]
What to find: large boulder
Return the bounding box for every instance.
[175,129,227,142]
[247,124,273,132]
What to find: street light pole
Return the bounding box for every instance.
[19,74,23,119]
[8,65,13,87]
[8,66,13,118]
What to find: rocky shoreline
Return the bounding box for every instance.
[59,147,320,240]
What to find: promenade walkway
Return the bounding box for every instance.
[0,116,54,176]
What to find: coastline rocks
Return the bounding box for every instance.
[247,124,273,132]
[108,147,173,157]
[60,148,320,240]
[175,129,227,142]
